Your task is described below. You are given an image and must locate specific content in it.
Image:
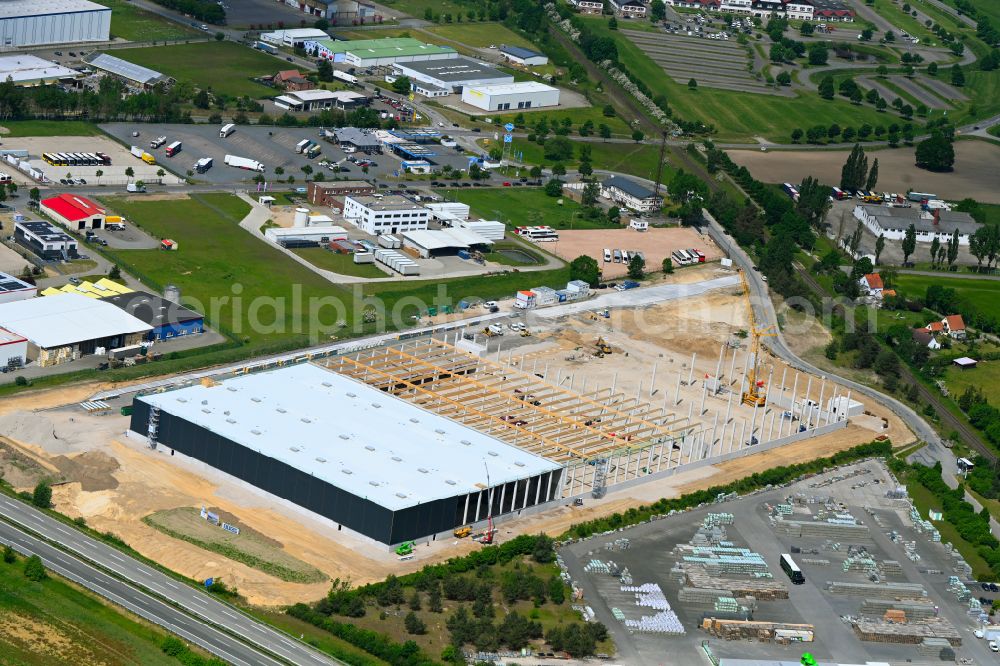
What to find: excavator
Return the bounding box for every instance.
[739,270,776,407]
[453,526,471,538]
[595,337,612,357]
[395,541,415,556]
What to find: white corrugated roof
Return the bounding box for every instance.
[138,364,559,511]
[0,293,151,348]
[0,0,107,18]
[402,228,493,251]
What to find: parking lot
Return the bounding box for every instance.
[547,226,720,279]
[559,461,994,666]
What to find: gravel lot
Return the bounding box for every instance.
[548,226,720,279]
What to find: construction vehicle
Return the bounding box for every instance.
[454,526,471,538]
[519,329,531,337]
[395,541,415,556]
[739,270,776,407]
[595,337,612,355]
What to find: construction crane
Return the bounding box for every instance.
[739,269,776,407]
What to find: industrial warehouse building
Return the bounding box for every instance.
[392,57,513,94]
[461,82,560,111]
[274,89,368,112]
[0,272,37,304]
[401,228,493,258]
[83,53,170,89]
[101,291,204,342]
[260,28,329,47]
[14,220,79,260]
[853,204,980,245]
[0,293,150,367]
[305,37,456,67]
[601,175,663,213]
[343,195,430,235]
[0,0,110,48]
[128,364,563,544]
[40,193,106,230]
[0,55,80,86]
[498,45,548,67]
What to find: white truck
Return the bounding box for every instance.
[150,136,167,149]
[219,123,235,138]
[126,183,146,193]
[295,139,311,154]
[224,154,264,172]
[333,70,358,85]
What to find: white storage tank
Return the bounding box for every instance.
[164,284,181,304]
[294,208,309,227]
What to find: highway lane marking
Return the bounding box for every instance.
[107,552,125,563]
[222,610,241,620]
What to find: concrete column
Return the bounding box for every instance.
[843,390,852,423]
[612,371,618,394]
[739,419,747,450]
[729,345,738,383]
[715,344,725,386]
[784,373,800,438]
[636,380,642,402]
[534,474,543,505]
[700,381,708,415]
[711,412,720,455]
[688,401,693,420]
[544,363,549,381]
[475,489,483,522]
[675,372,682,405]
[462,493,471,524]
[612,452,622,484]
[532,358,537,374]
[687,353,697,386]
[825,386,838,426]
[496,342,502,362]
[650,362,657,397]
[725,385,734,424]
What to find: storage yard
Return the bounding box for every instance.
[559,461,995,665]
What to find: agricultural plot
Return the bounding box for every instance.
[620,30,781,96]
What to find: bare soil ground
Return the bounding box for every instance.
[728,140,1000,203]
[548,226,720,279]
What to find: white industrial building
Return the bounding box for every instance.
[461,81,559,111]
[401,228,493,258]
[274,89,368,112]
[392,57,513,94]
[343,195,430,235]
[601,175,663,213]
[260,28,329,47]
[0,55,80,86]
[853,204,980,245]
[458,220,506,241]
[265,225,348,246]
[0,327,27,369]
[84,52,170,88]
[0,272,38,304]
[0,0,110,48]
[498,45,548,67]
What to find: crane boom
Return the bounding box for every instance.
[739,270,775,407]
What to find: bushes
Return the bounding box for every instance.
[286,603,431,666]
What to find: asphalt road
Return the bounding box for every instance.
[0,494,341,666]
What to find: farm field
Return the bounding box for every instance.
[0,553,180,665]
[373,0,467,20]
[424,22,535,49]
[436,187,598,229]
[110,42,280,98]
[95,0,202,41]
[578,19,915,142]
[99,193,355,348]
[894,274,1000,321]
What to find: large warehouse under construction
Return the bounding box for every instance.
[128,363,563,544]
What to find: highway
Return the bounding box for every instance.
[0,495,342,666]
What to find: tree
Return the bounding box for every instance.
[23,555,46,582]
[215,31,225,41]
[688,78,697,90]
[797,176,831,228]
[404,612,427,635]
[915,134,955,171]
[428,583,443,612]
[650,0,665,21]
[608,16,618,30]
[790,128,804,143]
[109,264,121,280]
[32,481,51,509]
[930,236,941,267]
[125,166,135,181]
[818,75,835,99]
[570,255,600,287]
[391,76,412,95]
[800,21,814,35]
[317,59,333,82]
[551,162,566,177]
[631,129,645,142]
[598,124,612,140]
[627,254,645,280]
[902,223,917,265]
[543,136,573,162]
[274,166,284,176]
[29,187,40,203]
[777,71,792,86]
[865,158,879,191]
[877,65,889,78]
[874,234,885,265]
[850,87,863,105]
[840,143,868,191]
[314,17,330,30]
[947,228,959,270]
[409,590,422,611]
[662,256,674,273]
[808,42,828,65]
[951,64,965,86]
[602,104,616,117]
[544,179,563,197]
[860,28,873,41]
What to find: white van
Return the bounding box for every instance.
[603,248,612,263]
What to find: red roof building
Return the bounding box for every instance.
[944,314,966,339]
[40,194,106,230]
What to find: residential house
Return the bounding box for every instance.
[570,0,604,13]
[600,175,663,213]
[858,273,883,298]
[942,314,966,340]
[911,328,942,351]
[853,204,980,246]
[273,69,315,92]
[609,0,648,17]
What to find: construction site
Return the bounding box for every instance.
[558,461,993,666]
[0,264,908,607]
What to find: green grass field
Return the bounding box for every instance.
[373,0,468,20]
[291,247,388,278]
[424,22,535,48]
[579,18,915,142]
[100,193,356,348]
[894,274,1000,320]
[111,42,280,98]
[480,136,674,181]
[437,187,604,228]
[0,554,180,665]
[95,0,202,41]
[0,121,101,137]
[494,106,636,137]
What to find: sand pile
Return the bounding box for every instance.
[52,451,120,492]
[0,411,83,455]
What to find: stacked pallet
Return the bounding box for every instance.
[883,609,906,623]
[683,566,789,600]
[701,618,814,643]
[918,637,955,658]
[843,555,878,573]
[860,599,937,621]
[852,618,962,646]
[828,581,927,599]
[774,519,873,543]
[881,560,904,578]
[678,587,729,605]
[801,558,831,566]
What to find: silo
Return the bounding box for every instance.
[164,284,181,304]
[294,208,309,227]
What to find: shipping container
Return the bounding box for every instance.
[295,139,311,154]
[165,141,182,157]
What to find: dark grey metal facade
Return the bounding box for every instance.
[129,397,562,545]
